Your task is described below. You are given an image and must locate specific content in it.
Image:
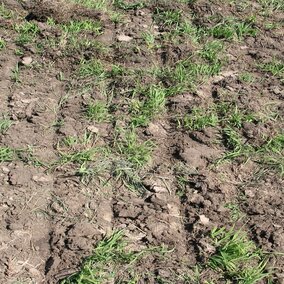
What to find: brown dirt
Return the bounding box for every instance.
[0,0,283,283]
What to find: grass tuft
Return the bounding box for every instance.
[61,230,167,283]
[115,129,154,168]
[209,227,271,284]
[0,118,12,134]
[85,101,111,122]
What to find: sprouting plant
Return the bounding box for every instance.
[259,60,284,78]
[0,117,12,134]
[0,147,15,162]
[115,129,155,168]
[0,38,6,49]
[61,230,169,283]
[79,59,105,79]
[209,227,271,284]
[85,101,111,122]
[14,22,40,45]
[180,107,219,131]
[130,85,166,127]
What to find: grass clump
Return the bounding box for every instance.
[130,85,166,127]
[0,38,6,50]
[160,58,221,93]
[209,227,271,284]
[210,18,257,40]
[79,59,105,79]
[85,101,111,122]
[61,230,167,284]
[258,0,284,11]
[14,22,40,45]
[238,72,255,84]
[154,8,182,27]
[57,148,98,166]
[55,133,103,167]
[61,20,102,34]
[180,107,219,131]
[71,0,110,10]
[115,129,154,168]
[0,3,13,19]
[0,118,12,134]
[259,60,284,79]
[0,147,15,162]
[199,40,223,63]
[113,0,145,10]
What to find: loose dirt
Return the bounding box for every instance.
[0,0,283,283]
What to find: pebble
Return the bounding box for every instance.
[199,214,210,225]
[87,125,99,133]
[117,34,133,42]
[21,56,33,66]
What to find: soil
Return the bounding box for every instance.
[0,0,283,283]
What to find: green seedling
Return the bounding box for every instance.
[160,59,221,92]
[258,0,284,11]
[177,21,201,42]
[11,63,21,83]
[260,134,284,154]
[209,227,271,284]
[62,132,93,148]
[77,159,110,184]
[259,60,284,78]
[113,0,145,10]
[142,31,156,49]
[222,126,244,152]
[259,156,284,175]
[0,147,15,162]
[180,107,219,131]
[61,230,168,283]
[219,126,253,161]
[239,72,255,83]
[70,39,109,55]
[130,85,166,127]
[109,11,124,23]
[17,146,45,167]
[79,59,105,79]
[61,20,102,34]
[0,118,12,133]
[0,3,13,19]
[115,129,154,168]
[154,8,182,26]
[0,38,6,49]
[85,101,111,122]
[210,19,257,40]
[107,64,127,77]
[14,48,24,56]
[15,22,40,45]
[216,103,257,128]
[71,0,109,10]
[225,203,245,221]
[112,160,145,192]
[199,40,223,63]
[57,148,98,166]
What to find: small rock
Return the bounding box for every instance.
[117,34,133,42]
[21,56,33,66]
[199,214,210,225]
[32,174,53,183]
[87,125,99,133]
[245,189,255,198]
[272,86,282,95]
[152,185,168,193]
[2,167,10,173]
[167,203,180,217]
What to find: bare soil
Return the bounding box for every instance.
[0,0,283,283]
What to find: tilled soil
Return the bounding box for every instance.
[0,0,283,283]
